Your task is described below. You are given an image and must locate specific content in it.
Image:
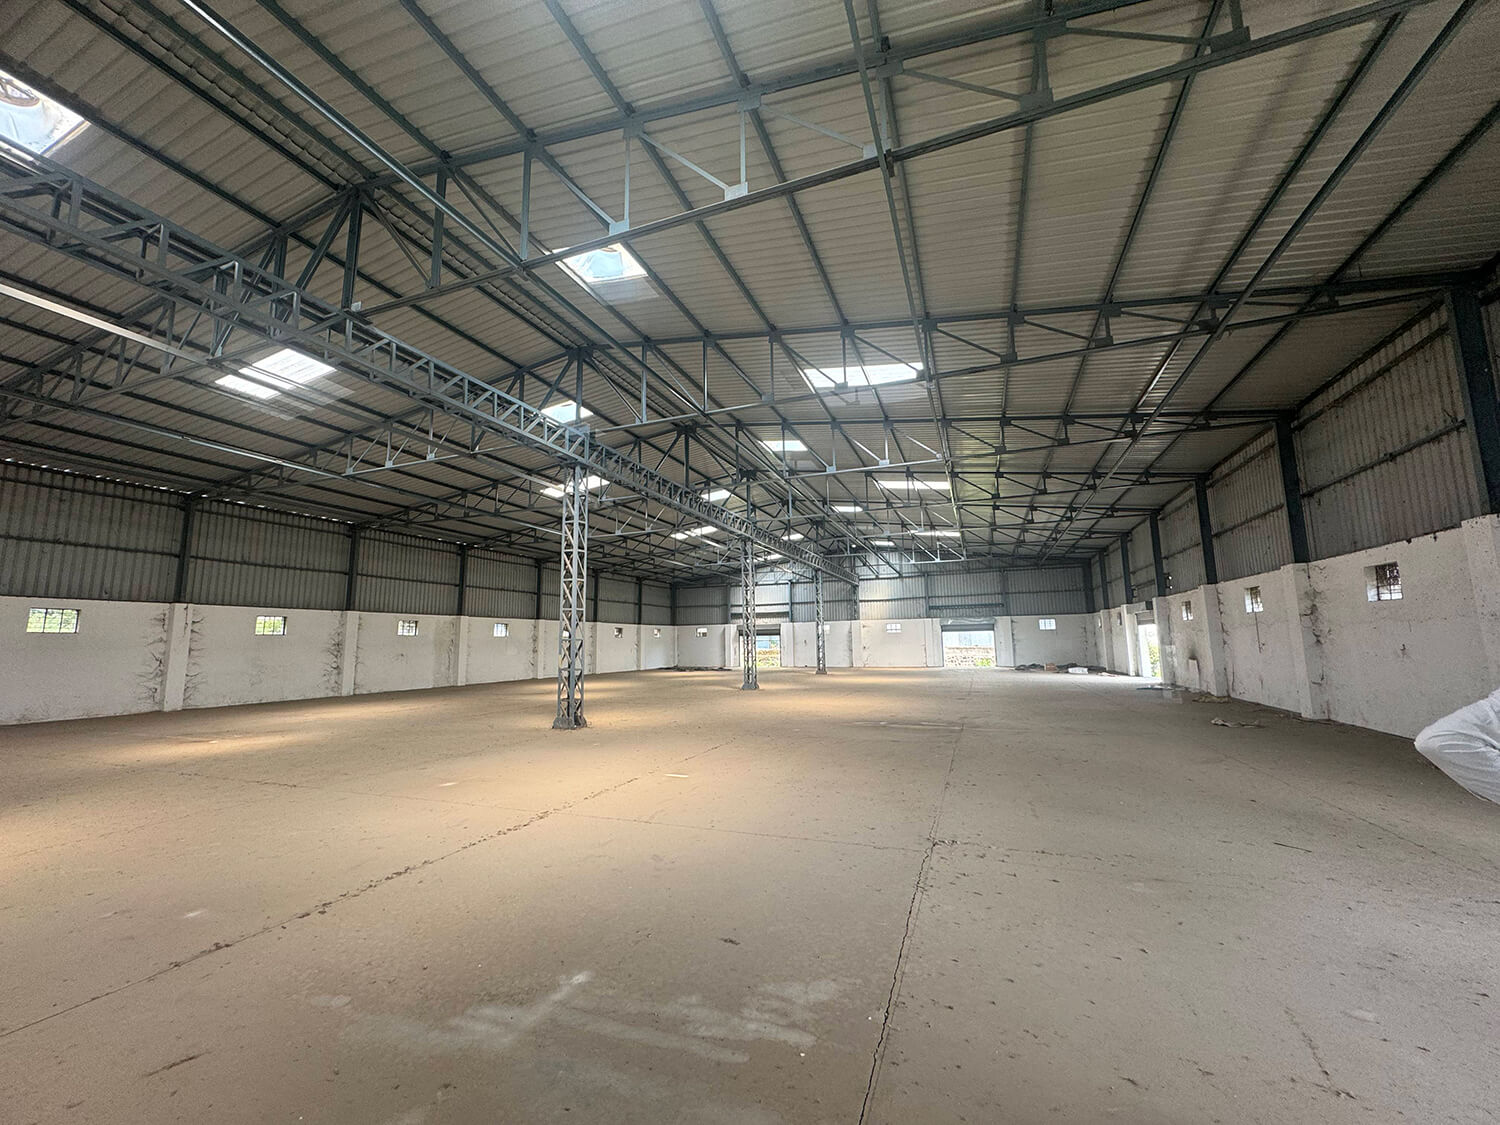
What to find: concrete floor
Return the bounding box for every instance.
[1,669,1497,1124]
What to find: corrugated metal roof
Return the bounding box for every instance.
[0,0,1494,581]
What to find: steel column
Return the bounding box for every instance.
[1148,512,1167,598]
[173,497,197,603]
[554,463,589,730]
[1274,416,1310,564]
[1119,533,1135,604]
[814,569,827,675]
[1446,288,1500,513]
[455,543,469,617]
[740,536,758,691]
[1082,557,1096,615]
[344,527,360,611]
[1194,476,1218,585]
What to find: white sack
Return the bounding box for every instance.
[1414,688,1500,806]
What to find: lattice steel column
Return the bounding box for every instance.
[740,537,758,691]
[553,463,589,729]
[814,570,827,675]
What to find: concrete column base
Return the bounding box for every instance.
[160,602,191,711]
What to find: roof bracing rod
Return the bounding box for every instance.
[369,0,1432,311]
[0,146,855,584]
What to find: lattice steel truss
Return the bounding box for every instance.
[0,145,856,585]
[814,570,827,676]
[553,461,589,729]
[739,533,758,692]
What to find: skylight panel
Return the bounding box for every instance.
[559,244,647,287]
[802,362,921,390]
[781,532,804,542]
[870,539,896,547]
[876,478,950,492]
[833,504,863,513]
[540,399,594,424]
[702,488,731,502]
[0,71,86,155]
[761,438,807,453]
[914,528,961,538]
[214,347,335,400]
[671,525,719,541]
[541,473,607,498]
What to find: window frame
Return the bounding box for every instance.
[253,614,287,636]
[1038,618,1057,631]
[396,619,420,637]
[25,606,80,634]
[1366,561,1402,602]
[1244,587,1264,614]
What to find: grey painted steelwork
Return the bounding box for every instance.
[814,570,827,675]
[1447,289,1500,514]
[554,462,589,730]
[1148,513,1167,599]
[1119,533,1134,604]
[0,147,855,585]
[740,535,758,691]
[1274,417,1311,566]
[1194,478,1218,586]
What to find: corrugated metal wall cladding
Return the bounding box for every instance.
[0,463,180,601]
[354,531,461,614]
[1294,310,1482,555]
[1205,429,1292,580]
[187,505,350,609]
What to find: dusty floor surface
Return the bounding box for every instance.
[1,668,1497,1124]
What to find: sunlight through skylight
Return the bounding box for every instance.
[214,348,335,401]
[0,71,86,155]
[559,244,647,287]
[802,362,921,390]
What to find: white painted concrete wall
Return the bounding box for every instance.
[676,624,734,668]
[0,605,678,725]
[784,622,857,667]
[1151,515,1500,738]
[184,605,344,709]
[1005,614,1093,666]
[0,597,166,723]
[859,619,944,667]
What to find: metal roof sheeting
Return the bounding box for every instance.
[0,0,1495,582]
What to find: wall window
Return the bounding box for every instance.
[493,622,509,637]
[613,626,624,638]
[1244,587,1263,613]
[1038,618,1056,630]
[397,619,419,636]
[885,622,902,633]
[652,628,662,638]
[1366,562,1402,602]
[254,615,287,636]
[26,607,79,634]
[1181,602,1194,622]
[696,627,709,637]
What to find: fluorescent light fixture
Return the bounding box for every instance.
[540,399,594,423]
[781,532,805,542]
[876,478,951,492]
[914,528,962,538]
[802,362,921,390]
[0,71,86,155]
[833,504,863,513]
[671,524,719,541]
[761,438,807,453]
[870,539,896,547]
[215,347,335,400]
[702,488,731,502]
[541,473,607,498]
[559,244,647,287]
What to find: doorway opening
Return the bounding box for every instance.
[942,629,997,668]
[1136,622,1161,680]
[755,630,781,669]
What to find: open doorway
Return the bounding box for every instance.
[942,629,997,668]
[1136,622,1161,680]
[755,629,781,669]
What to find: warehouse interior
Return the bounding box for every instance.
[1,0,1498,1121]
